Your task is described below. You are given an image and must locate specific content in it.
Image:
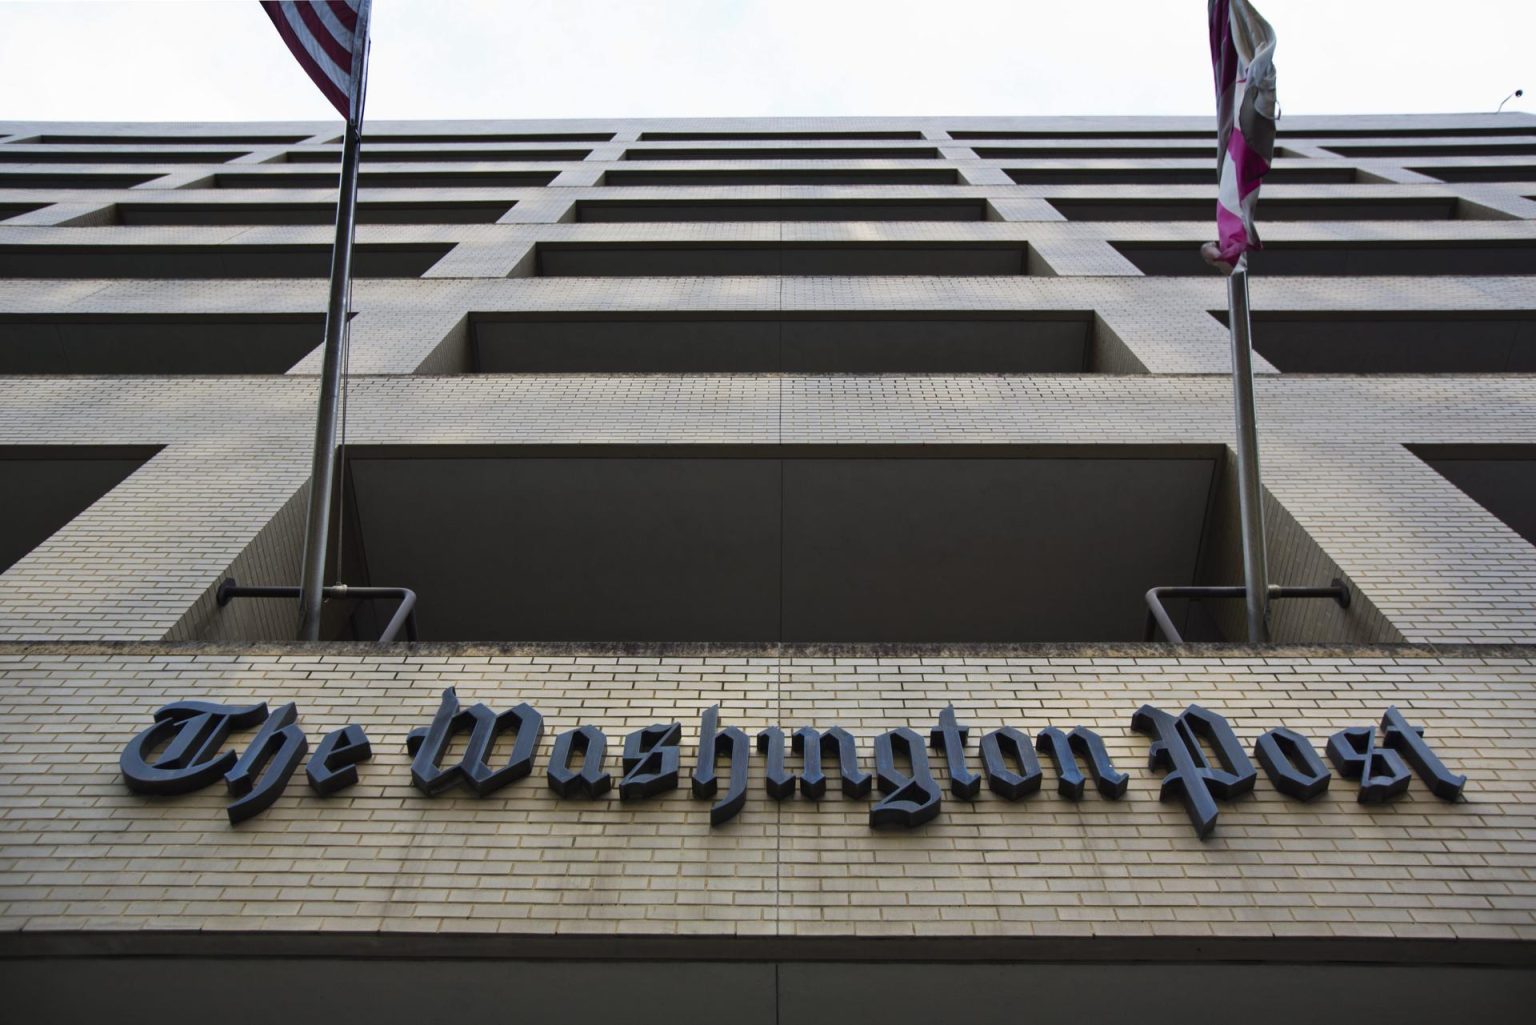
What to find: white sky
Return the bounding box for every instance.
[0,0,1531,123]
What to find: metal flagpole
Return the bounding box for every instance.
[298,0,372,641]
[1224,256,1270,642]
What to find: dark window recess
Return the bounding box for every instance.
[974,146,1212,159]
[574,199,986,223]
[282,148,589,163]
[212,170,557,189]
[622,147,941,161]
[950,130,1213,140]
[534,243,1030,277]
[0,243,452,279]
[1324,142,1536,158]
[0,447,157,574]
[0,313,327,374]
[1047,197,1462,221]
[1286,126,1536,139]
[0,172,158,189]
[1208,310,1536,373]
[1113,240,1536,277]
[603,168,959,186]
[369,132,614,143]
[0,203,45,223]
[35,133,308,145]
[1006,167,1357,185]
[114,201,513,225]
[0,149,242,164]
[1410,446,1536,547]
[638,131,925,141]
[336,445,1222,643]
[468,313,1095,373]
[1411,165,1536,183]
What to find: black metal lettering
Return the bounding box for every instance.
[120,700,269,796]
[1380,706,1465,801]
[306,724,372,796]
[979,726,1043,800]
[870,727,941,828]
[224,702,308,824]
[546,725,612,799]
[929,704,981,799]
[1327,725,1410,803]
[692,706,750,825]
[793,726,870,800]
[1131,704,1256,838]
[1253,726,1330,800]
[619,722,681,801]
[1035,726,1129,800]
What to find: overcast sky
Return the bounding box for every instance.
[1,0,1531,123]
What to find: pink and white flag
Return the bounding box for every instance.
[1203,0,1278,274]
[260,1,369,121]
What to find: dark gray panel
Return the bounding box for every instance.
[470,315,1090,373]
[780,962,1536,1025]
[622,147,941,160]
[2,959,777,1025]
[779,457,1215,641]
[116,201,513,225]
[0,314,323,374]
[284,148,589,163]
[1217,312,1536,373]
[604,168,958,186]
[575,200,986,222]
[212,170,556,188]
[1115,241,1536,276]
[535,244,1029,276]
[1049,197,1458,221]
[1412,165,1536,182]
[1008,167,1357,185]
[0,451,152,573]
[347,456,784,641]
[1417,453,1536,546]
[0,244,451,278]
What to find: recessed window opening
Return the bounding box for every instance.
[1410,165,1536,183]
[0,446,159,575]
[0,203,45,223]
[975,146,1213,159]
[211,170,557,189]
[1408,445,1536,547]
[369,132,614,143]
[0,149,245,164]
[950,130,1212,140]
[533,242,1031,277]
[620,147,942,161]
[113,201,513,225]
[1113,240,1536,276]
[1007,167,1359,185]
[0,243,453,279]
[34,134,309,145]
[638,131,925,141]
[1208,310,1536,372]
[0,313,329,374]
[0,172,158,189]
[602,168,959,186]
[326,444,1228,644]
[1323,142,1536,158]
[465,312,1102,373]
[1047,197,1462,221]
[573,199,986,222]
[282,148,590,163]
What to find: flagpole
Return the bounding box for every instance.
[1225,258,1270,642]
[298,0,371,641]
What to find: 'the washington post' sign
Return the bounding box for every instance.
[121,689,1466,838]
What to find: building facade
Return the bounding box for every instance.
[0,114,1533,1021]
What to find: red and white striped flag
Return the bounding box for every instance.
[1202,0,1278,274]
[260,1,371,121]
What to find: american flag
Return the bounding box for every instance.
[260,1,370,121]
[1203,0,1278,274]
